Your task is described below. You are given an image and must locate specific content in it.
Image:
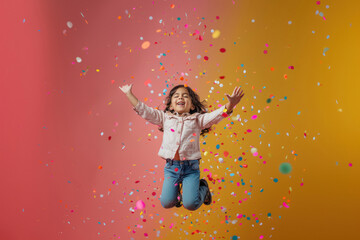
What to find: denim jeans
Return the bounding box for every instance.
[160,159,208,211]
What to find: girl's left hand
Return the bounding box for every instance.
[225,86,245,107]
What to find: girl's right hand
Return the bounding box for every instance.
[119,84,133,95]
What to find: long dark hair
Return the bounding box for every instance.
[158,84,211,136]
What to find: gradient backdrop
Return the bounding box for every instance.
[1,0,359,239]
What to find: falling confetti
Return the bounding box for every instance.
[141,41,150,49]
[67,21,73,28]
[212,30,221,38]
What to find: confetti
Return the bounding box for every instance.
[279,162,292,174]
[212,30,221,38]
[67,21,73,29]
[141,41,150,49]
[136,200,145,209]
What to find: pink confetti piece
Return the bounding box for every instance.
[136,200,146,209]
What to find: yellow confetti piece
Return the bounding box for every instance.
[212,30,221,38]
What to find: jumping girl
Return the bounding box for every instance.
[119,83,244,211]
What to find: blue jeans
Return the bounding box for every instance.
[160,159,208,211]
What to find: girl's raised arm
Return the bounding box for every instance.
[119,84,138,107]
[119,83,164,127]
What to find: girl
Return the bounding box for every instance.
[119,83,244,211]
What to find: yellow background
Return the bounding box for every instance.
[165,1,360,239]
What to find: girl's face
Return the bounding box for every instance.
[169,87,194,116]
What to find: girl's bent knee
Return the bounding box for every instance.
[160,199,175,209]
[183,203,198,211]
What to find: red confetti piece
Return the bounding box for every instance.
[224,151,229,157]
[144,79,151,85]
[175,168,179,172]
[204,56,209,61]
[220,48,226,53]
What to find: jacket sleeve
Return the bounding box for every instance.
[197,105,233,129]
[133,100,164,127]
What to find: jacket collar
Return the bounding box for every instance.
[167,111,195,119]
[174,111,190,117]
